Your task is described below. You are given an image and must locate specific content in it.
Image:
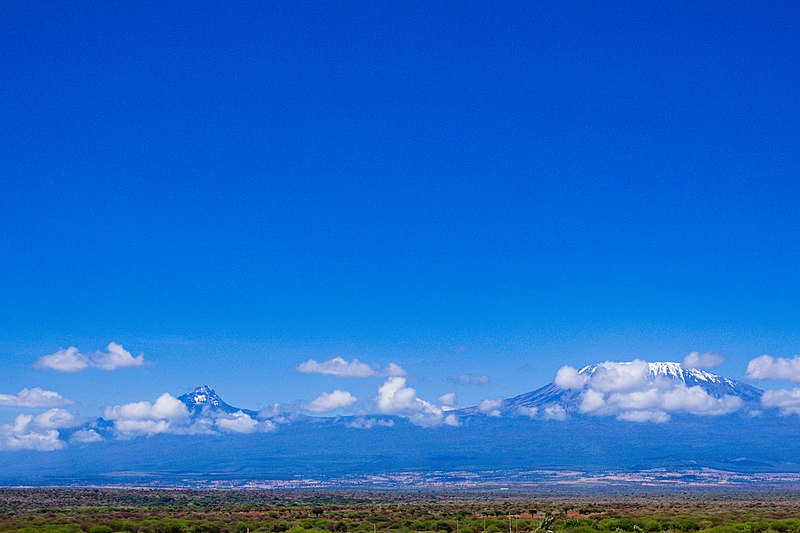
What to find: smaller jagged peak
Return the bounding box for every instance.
[187,385,222,406]
[177,386,260,418]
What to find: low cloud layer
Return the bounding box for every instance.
[0,388,74,408]
[683,352,725,369]
[298,357,406,378]
[305,390,357,413]
[555,360,744,423]
[0,414,68,452]
[104,393,275,437]
[517,404,568,421]
[761,388,800,415]
[746,355,800,382]
[35,343,145,373]
[478,398,502,417]
[376,377,458,427]
[346,417,395,430]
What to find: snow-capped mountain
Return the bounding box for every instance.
[470,361,763,417]
[177,385,259,418]
[27,369,800,487]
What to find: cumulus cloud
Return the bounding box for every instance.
[761,388,800,415]
[683,351,725,369]
[70,429,103,444]
[554,366,588,389]
[346,417,395,429]
[34,347,89,373]
[590,360,650,393]
[104,393,190,437]
[660,386,742,415]
[0,414,66,452]
[541,404,567,421]
[442,414,459,426]
[518,404,567,421]
[376,377,458,427]
[93,342,145,370]
[746,355,800,382]
[0,388,74,408]
[216,411,275,434]
[298,357,406,378]
[35,343,145,372]
[105,393,189,423]
[478,398,502,417]
[305,390,357,413]
[104,393,275,437]
[448,374,490,385]
[33,409,79,429]
[439,392,456,409]
[560,360,745,423]
[617,410,670,423]
[377,377,421,414]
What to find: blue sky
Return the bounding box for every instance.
[1,1,799,422]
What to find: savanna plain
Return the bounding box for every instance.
[2,490,800,533]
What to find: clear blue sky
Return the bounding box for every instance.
[1,1,798,418]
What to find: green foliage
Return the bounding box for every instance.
[3,490,800,533]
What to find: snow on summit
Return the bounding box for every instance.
[476,360,763,422]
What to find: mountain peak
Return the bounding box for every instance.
[578,361,742,389]
[472,360,763,418]
[186,385,223,407]
[177,386,258,417]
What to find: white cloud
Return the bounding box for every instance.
[541,404,567,421]
[0,388,74,408]
[449,374,490,385]
[104,393,276,437]
[580,389,606,413]
[105,393,189,423]
[377,377,420,414]
[297,357,406,378]
[554,366,588,389]
[478,398,502,417]
[258,403,284,419]
[34,408,79,429]
[104,393,190,437]
[385,363,407,377]
[34,347,89,372]
[305,390,357,413]
[35,343,145,372]
[439,392,456,407]
[566,360,744,422]
[70,429,103,444]
[376,377,455,427]
[346,417,395,429]
[746,355,800,382]
[93,342,145,370]
[518,403,568,421]
[660,386,743,416]
[0,414,66,452]
[590,360,650,393]
[762,388,800,415]
[683,351,724,369]
[443,414,460,426]
[617,410,670,423]
[216,411,276,434]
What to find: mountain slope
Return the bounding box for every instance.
[177,385,259,418]
[465,361,763,417]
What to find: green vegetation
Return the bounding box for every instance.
[2,490,800,533]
